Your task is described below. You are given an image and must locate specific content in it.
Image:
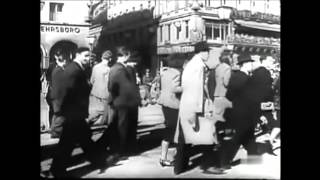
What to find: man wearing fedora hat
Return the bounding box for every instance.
[214,53,256,173]
[87,50,113,126]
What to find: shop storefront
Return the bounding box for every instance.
[92,8,159,77]
[40,23,90,69]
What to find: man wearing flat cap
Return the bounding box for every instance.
[87,50,113,126]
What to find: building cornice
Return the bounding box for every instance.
[41,22,90,27]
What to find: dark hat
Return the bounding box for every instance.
[165,53,186,68]
[194,41,210,53]
[237,53,254,65]
[101,50,112,60]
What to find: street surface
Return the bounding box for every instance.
[40,98,280,179]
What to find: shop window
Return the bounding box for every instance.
[213,25,220,40]
[49,3,64,21]
[205,23,213,40]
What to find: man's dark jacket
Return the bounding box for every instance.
[108,63,140,109]
[57,62,91,120]
[248,67,274,104]
[226,70,253,129]
[50,65,65,113]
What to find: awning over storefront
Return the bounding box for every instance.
[234,19,280,32]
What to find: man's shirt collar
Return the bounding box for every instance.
[74,60,85,70]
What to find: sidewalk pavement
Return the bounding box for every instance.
[41,103,280,179]
[53,145,280,179]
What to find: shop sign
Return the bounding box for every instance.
[41,25,81,34]
[157,46,194,54]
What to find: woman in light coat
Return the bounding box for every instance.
[157,53,184,167]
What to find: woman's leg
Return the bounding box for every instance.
[161,140,170,160]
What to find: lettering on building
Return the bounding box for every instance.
[40,25,81,34]
[157,46,194,54]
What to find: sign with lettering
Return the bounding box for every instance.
[40,25,81,34]
[157,46,194,54]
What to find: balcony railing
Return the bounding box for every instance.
[227,34,280,47]
[231,9,280,24]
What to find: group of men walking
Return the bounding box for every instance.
[42,46,141,178]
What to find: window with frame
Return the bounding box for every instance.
[176,23,181,40]
[160,26,163,42]
[185,20,189,38]
[205,23,213,40]
[205,22,229,41]
[49,3,64,21]
[213,24,220,40]
[168,24,171,41]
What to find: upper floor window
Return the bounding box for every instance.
[168,24,171,41]
[185,20,189,38]
[176,23,181,40]
[205,22,229,41]
[160,26,163,42]
[49,3,64,21]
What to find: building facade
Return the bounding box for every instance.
[89,0,280,74]
[40,0,92,69]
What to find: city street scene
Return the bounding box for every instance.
[40,0,280,178]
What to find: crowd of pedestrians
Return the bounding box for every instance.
[40,41,280,177]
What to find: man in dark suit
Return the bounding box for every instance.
[249,56,275,154]
[45,51,60,127]
[96,46,140,158]
[49,51,68,138]
[49,47,106,178]
[249,56,274,120]
[216,53,256,173]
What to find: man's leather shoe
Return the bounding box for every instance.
[203,167,226,175]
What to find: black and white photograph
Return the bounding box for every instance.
[40,0,281,178]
